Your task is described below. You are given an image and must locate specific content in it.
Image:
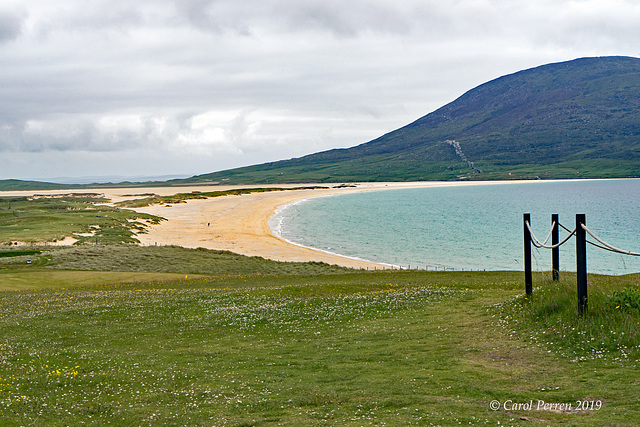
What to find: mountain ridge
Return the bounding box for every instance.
[2,56,639,190]
[184,56,640,184]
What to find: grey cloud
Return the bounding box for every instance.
[0,10,24,42]
[67,5,144,31]
[174,0,253,35]
[0,110,274,158]
[0,116,154,154]
[1,0,639,181]
[273,1,410,37]
[172,0,412,37]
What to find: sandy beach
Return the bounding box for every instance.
[114,181,524,269]
[124,183,449,269]
[1,180,549,269]
[130,186,390,269]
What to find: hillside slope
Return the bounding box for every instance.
[185,56,640,183]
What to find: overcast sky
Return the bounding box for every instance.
[1,0,639,182]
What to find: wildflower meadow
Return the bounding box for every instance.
[1,246,640,425]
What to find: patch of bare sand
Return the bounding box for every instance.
[8,236,78,246]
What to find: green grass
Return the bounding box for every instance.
[0,245,354,279]
[497,273,640,363]
[1,261,640,425]
[0,270,210,291]
[0,180,81,191]
[0,196,163,245]
[0,250,41,258]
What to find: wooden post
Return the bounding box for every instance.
[576,214,588,314]
[523,213,532,295]
[552,214,560,281]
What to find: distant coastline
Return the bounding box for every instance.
[2,178,637,271]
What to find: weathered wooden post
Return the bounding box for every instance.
[552,214,560,281]
[576,214,588,314]
[523,213,532,295]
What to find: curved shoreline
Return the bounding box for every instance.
[269,198,400,269]
[121,179,587,269]
[1,179,598,269]
[128,185,396,269]
[123,180,516,269]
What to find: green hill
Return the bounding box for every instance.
[0,179,173,191]
[185,56,640,183]
[0,179,79,191]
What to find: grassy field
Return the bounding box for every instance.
[0,195,163,245]
[1,244,639,425]
[0,245,353,277]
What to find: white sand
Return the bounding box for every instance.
[1,180,556,268]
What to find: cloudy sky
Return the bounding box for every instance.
[1,0,639,182]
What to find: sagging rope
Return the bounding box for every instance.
[527,216,640,256]
[558,222,572,234]
[558,221,608,251]
[540,221,555,246]
[525,221,576,249]
[581,224,640,257]
[556,220,639,255]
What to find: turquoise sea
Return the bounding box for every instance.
[270,179,640,275]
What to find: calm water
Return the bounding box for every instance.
[270,179,640,274]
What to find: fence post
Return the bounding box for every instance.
[552,213,559,281]
[576,214,588,314]
[523,213,532,295]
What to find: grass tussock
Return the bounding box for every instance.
[495,273,640,362]
[0,249,41,258]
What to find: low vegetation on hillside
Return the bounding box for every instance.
[184,56,640,184]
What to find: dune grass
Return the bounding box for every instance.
[0,249,41,258]
[0,245,354,280]
[0,196,163,245]
[1,261,640,425]
[496,273,640,363]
